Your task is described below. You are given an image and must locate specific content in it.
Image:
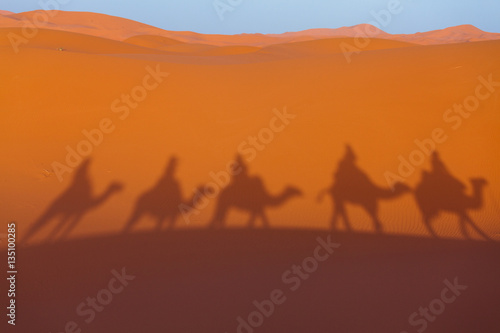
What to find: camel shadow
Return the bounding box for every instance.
[317,145,411,233]
[21,158,124,245]
[414,151,490,240]
[122,156,197,232]
[209,155,302,229]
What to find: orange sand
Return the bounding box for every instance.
[0,11,499,245]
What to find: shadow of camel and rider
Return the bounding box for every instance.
[20,158,124,244]
[122,156,199,232]
[318,145,491,240]
[317,145,411,233]
[414,151,490,240]
[209,155,303,229]
[21,149,492,243]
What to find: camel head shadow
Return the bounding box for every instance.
[282,185,303,199]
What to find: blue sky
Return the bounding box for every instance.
[2,0,500,34]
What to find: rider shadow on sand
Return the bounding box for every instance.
[122,156,197,233]
[209,155,302,229]
[21,158,124,245]
[317,145,411,233]
[414,151,491,240]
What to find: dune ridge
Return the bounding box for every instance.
[0,26,417,59]
[0,10,499,47]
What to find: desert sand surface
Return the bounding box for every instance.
[1,230,499,332]
[0,9,499,333]
[1,11,499,244]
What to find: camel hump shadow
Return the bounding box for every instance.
[21,158,124,245]
[317,145,410,233]
[209,155,302,229]
[414,151,490,240]
[123,156,198,233]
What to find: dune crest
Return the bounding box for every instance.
[0,10,499,47]
[393,24,500,44]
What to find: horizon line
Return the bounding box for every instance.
[1,9,500,36]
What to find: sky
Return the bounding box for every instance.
[2,0,500,35]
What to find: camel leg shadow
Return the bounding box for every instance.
[209,209,227,229]
[122,211,143,234]
[21,210,59,245]
[260,211,270,228]
[460,213,491,241]
[46,215,71,242]
[167,215,177,230]
[331,201,352,232]
[59,213,84,240]
[423,216,438,238]
[363,202,383,234]
[155,216,164,232]
[246,213,257,229]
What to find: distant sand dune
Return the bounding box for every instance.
[393,24,500,44]
[0,10,499,46]
[0,27,167,54]
[124,34,185,48]
[260,38,416,57]
[196,45,261,56]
